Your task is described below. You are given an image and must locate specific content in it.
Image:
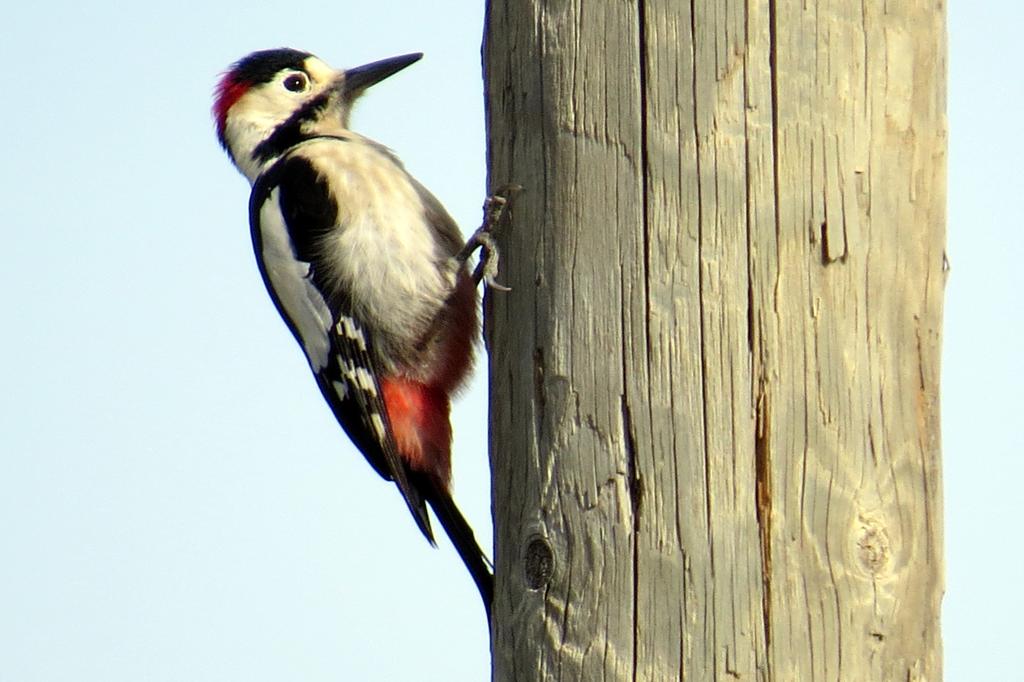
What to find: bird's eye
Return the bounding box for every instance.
[283,73,309,92]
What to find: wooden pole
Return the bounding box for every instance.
[484,1,946,679]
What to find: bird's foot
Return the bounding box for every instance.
[457,184,521,291]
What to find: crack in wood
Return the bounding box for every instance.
[621,398,643,530]
[754,378,773,650]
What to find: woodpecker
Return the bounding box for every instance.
[213,48,500,617]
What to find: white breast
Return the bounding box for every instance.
[296,138,454,354]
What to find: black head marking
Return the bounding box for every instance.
[251,91,338,163]
[228,48,312,87]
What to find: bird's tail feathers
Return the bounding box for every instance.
[413,471,494,622]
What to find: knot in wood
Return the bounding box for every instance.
[856,516,892,576]
[523,535,554,589]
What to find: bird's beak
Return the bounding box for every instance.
[342,53,423,96]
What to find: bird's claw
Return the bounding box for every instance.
[459,184,521,291]
[470,230,510,291]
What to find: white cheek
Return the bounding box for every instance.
[223,117,267,181]
[224,89,308,181]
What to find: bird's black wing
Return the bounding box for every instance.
[248,152,433,542]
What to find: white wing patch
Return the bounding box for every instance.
[257,189,332,370]
[327,313,391,449]
[331,380,348,400]
[336,317,368,351]
[338,356,377,396]
[369,412,388,442]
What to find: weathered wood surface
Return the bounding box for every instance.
[484,1,946,679]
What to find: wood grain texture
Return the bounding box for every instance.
[484,1,945,679]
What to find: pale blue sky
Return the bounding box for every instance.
[0,2,1018,680]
